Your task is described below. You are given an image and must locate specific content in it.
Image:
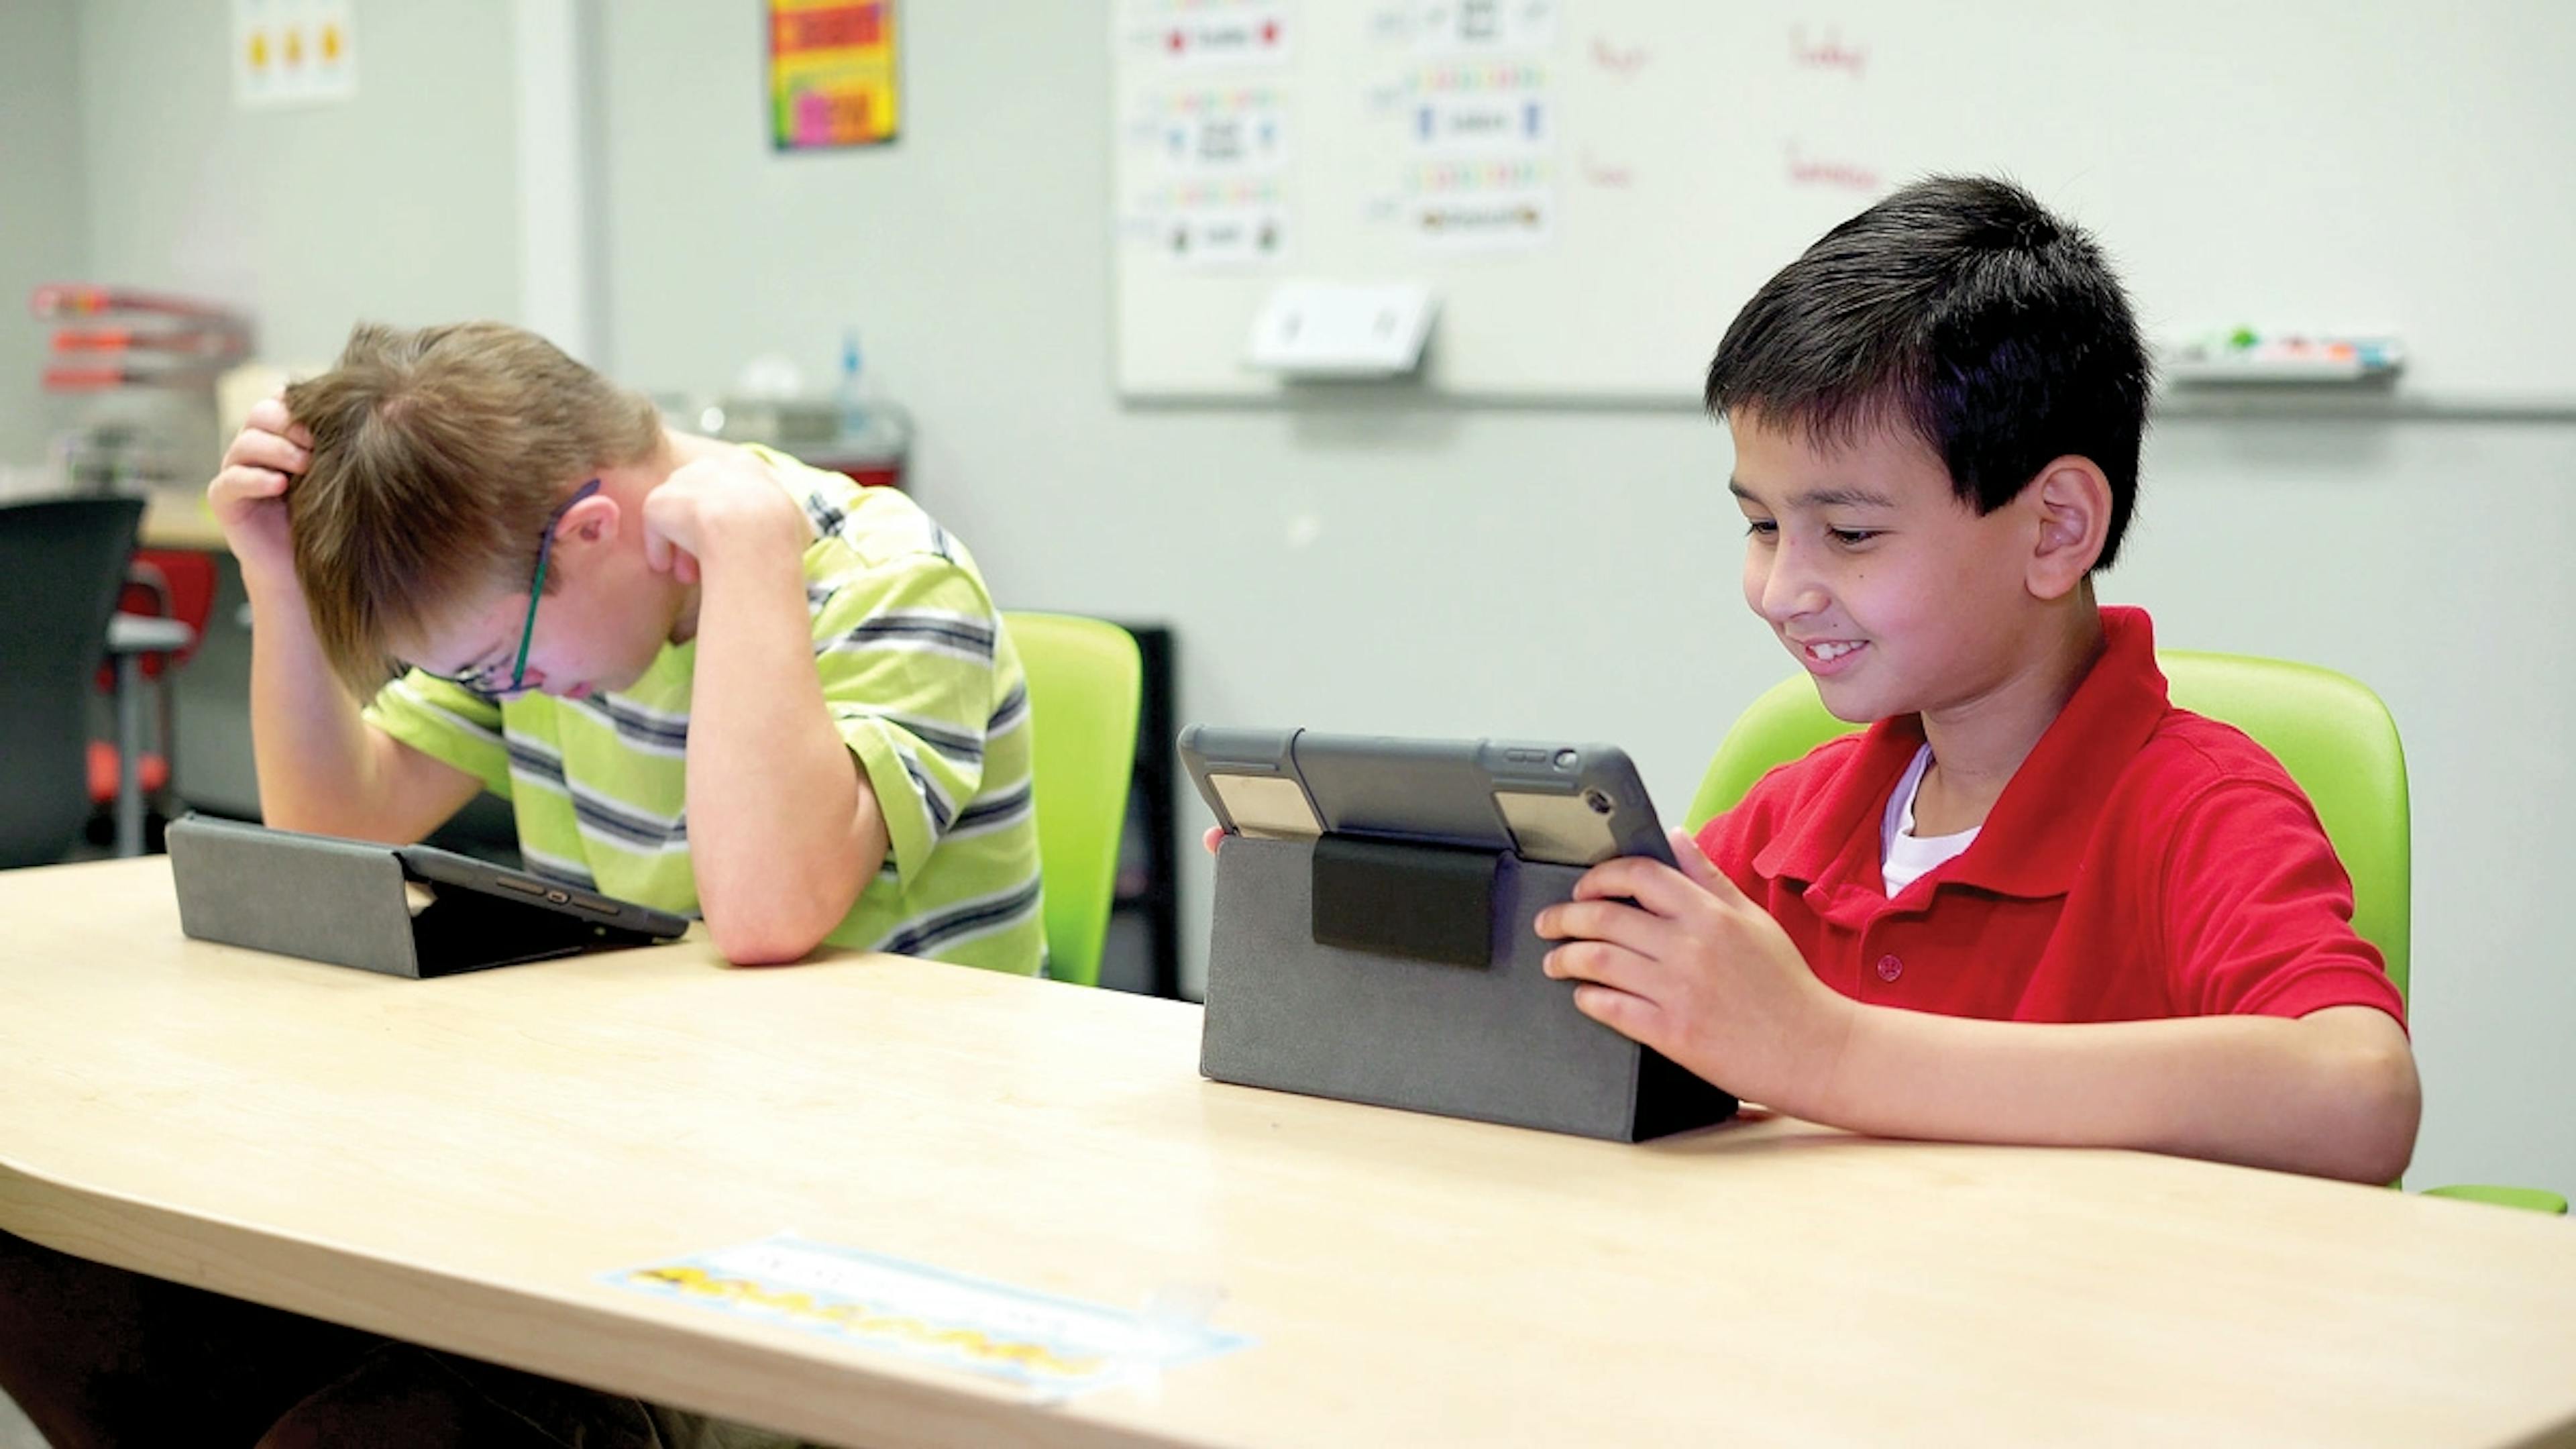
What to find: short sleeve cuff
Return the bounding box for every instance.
[837,712,935,884]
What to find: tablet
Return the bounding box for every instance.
[168,814,688,977]
[1177,726,1676,867]
[394,839,690,938]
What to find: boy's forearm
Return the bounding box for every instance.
[1801,1003,2419,1184]
[683,543,883,964]
[242,570,412,839]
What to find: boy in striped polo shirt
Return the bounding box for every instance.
[211,319,1043,972]
[10,325,1051,1433]
[0,320,1047,1443]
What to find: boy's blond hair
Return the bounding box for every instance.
[282,321,663,694]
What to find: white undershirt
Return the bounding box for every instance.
[1881,743,1980,897]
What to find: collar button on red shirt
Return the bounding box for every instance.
[1876,953,1903,982]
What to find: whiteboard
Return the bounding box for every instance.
[1111,1,2576,405]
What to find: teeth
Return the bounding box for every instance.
[1811,641,1862,661]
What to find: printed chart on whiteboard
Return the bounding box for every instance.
[1118,0,1296,268]
[1364,1,1558,254]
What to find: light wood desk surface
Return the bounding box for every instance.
[138,488,227,551]
[2,859,2571,1449]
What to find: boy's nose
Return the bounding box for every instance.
[1756,554,1828,622]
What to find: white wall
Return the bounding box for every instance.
[600,2,2576,1198]
[0,0,90,466]
[71,0,523,369]
[30,0,529,815]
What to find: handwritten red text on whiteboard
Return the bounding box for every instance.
[1790,24,1866,77]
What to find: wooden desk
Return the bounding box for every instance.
[3,859,2571,1448]
[138,488,227,552]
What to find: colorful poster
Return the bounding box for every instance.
[769,0,900,150]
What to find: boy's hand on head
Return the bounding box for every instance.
[1536,828,1856,1114]
[205,392,315,586]
[642,452,813,585]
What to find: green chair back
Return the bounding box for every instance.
[1684,651,2410,1000]
[1004,612,1142,987]
[1684,672,1851,830]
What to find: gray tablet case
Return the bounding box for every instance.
[168,816,683,979]
[1187,729,1739,1142]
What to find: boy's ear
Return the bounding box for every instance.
[2025,456,2110,600]
[554,491,622,554]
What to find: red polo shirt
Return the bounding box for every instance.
[1694,608,2406,1028]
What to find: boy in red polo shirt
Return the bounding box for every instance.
[1535,176,2418,1184]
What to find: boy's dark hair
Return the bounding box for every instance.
[1705,175,2151,570]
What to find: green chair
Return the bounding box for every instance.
[1004,612,1142,988]
[1686,651,2565,1213]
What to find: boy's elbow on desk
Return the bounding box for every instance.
[702,906,835,967]
[698,866,868,966]
[693,819,881,966]
[2341,1032,2424,1188]
[2298,1008,2423,1186]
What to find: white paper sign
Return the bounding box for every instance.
[608,1235,1251,1397]
[233,0,356,109]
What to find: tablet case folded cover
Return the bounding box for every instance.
[1200,834,1739,1142]
[168,818,635,979]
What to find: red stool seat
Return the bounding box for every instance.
[89,739,170,804]
[94,548,216,689]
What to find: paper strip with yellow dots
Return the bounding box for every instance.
[606,1234,1250,1397]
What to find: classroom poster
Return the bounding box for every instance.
[769,0,901,150]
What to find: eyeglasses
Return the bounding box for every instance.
[431,478,601,697]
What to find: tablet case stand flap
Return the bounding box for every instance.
[170,820,615,979]
[1309,833,1495,967]
[1202,835,1737,1142]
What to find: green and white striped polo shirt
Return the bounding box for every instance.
[362,445,1044,974]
